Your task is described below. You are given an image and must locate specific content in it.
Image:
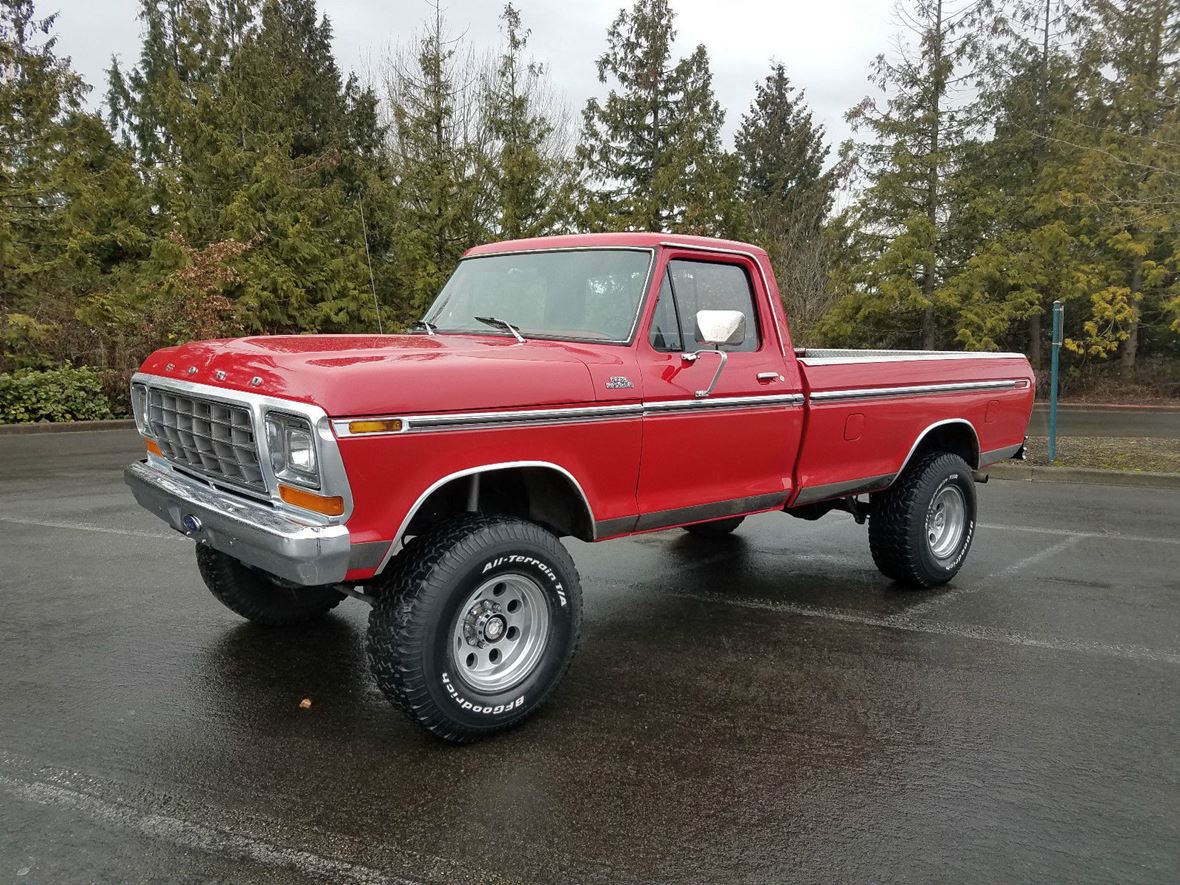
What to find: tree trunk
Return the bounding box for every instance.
[1028,311,1042,369]
[922,304,936,350]
[921,0,944,352]
[1121,250,1143,376]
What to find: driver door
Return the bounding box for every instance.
[635,251,804,528]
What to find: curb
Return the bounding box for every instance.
[0,419,136,436]
[1033,401,1180,412]
[988,462,1180,490]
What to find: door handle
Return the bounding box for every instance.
[756,372,783,383]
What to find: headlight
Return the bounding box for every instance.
[265,413,320,488]
[131,383,150,435]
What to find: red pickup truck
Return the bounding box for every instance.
[125,232,1034,741]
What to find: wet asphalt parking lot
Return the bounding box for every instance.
[1,429,1178,884]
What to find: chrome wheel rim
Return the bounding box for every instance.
[451,573,550,693]
[927,485,967,560]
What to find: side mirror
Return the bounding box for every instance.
[694,309,746,348]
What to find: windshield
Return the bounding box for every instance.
[423,249,653,343]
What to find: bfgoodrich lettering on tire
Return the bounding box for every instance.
[366,514,582,743]
[868,452,977,588]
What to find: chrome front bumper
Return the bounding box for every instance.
[124,460,351,585]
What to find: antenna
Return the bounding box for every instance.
[358,202,383,334]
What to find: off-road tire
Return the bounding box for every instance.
[683,516,745,538]
[367,514,582,743]
[195,545,343,625]
[868,452,976,588]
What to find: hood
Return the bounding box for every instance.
[137,334,599,416]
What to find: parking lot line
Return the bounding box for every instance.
[659,588,1180,666]
[979,522,1180,545]
[0,772,405,885]
[0,516,176,541]
[902,535,1085,618]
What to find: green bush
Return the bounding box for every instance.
[0,367,115,424]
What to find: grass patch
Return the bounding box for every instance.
[1024,436,1180,474]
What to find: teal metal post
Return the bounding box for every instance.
[1049,300,1063,462]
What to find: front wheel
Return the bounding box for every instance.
[868,452,976,588]
[366,514,582,743]
[195,546,343,625]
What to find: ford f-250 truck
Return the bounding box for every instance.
[125,233,1034,742]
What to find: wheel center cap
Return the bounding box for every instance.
[483,615,507,643]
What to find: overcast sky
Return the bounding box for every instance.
[48,0,896,155]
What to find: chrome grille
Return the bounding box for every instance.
[147,389,265,491]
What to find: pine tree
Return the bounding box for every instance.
[578,0,733,235]
[106,0,256,173]
[941,0,1085,364]
[1,0,152,369]
[481,2,575,240]
[1058,0,1180,373]
[385,0,484,317]
[107,0,391,333]
[1,0,86,312]
[734,62,836,339]
[830,0,983,349]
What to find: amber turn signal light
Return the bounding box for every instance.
[279,483,345,517]
[347,418,403,435]
[145,438,163,457]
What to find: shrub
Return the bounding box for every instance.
[0,367,115,424]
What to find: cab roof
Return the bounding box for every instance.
[463,232,768,259]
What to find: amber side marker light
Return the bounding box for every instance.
[279,483,345,517]
[145,438,163,457]
[347,418,403,435]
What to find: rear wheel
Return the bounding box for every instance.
[868,452,976,588]
[366,514,582,743]
[195,546,343,625]
[682,516,745,539]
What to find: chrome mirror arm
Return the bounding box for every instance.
[680,348,728,398]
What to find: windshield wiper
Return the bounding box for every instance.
[475,315,526,343]
[410,319,436,336]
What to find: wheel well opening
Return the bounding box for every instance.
[403,466,595,543]
[907,422,980,471]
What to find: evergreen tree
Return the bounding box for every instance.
[481,2,575,239]
[106,0,256,172]
[385,0,484,317]
[1,0,152,369]
[1,0,86,312]
[107,0,391,333]
[1058,0,1180,373]
[734,62,836,339]
[941,0,1085,365]
[578,0,734,235]
[827,0,983,349]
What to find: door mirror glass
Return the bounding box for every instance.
[694,309,746,348]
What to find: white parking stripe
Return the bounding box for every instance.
[0,773,407,885]
[660,589,1180,665]
[0,516,177,540]
[901,535,1083,618]
[979,522,1180,545]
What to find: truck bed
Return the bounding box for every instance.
[790,349,1033,506]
